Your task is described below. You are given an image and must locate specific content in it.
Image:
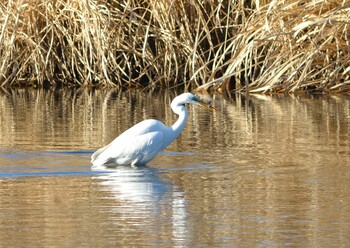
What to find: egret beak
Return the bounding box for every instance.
[198,99,216,112]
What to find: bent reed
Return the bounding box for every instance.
[0,0,349,93]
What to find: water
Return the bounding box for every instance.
[0,88,349,247]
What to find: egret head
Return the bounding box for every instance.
[172,93,215,111]
[189,93,215,111]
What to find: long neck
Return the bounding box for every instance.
[171,105,188,138]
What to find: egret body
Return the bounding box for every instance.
[91,93,213,167]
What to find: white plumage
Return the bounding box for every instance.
[91,93,214,167]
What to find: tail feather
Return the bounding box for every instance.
[91,144,111,167]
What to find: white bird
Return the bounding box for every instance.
[91,92,214,167]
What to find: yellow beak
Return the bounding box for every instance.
[198,99,216,112]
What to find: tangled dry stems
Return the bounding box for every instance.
[0,0,349,93]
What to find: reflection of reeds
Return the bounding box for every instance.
[0,0,349,92]
[0,88,174,149]
[1,89,350,245]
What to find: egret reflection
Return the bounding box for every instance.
[92,165,189,245]
[93,165,170,203]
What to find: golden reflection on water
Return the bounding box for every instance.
[0,88,349,247]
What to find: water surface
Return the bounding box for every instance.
[0,89,349,247]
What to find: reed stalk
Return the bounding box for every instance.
[0,0,349,93]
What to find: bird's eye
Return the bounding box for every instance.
[191,94,200,102]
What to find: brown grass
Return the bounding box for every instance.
[0,0,349,93]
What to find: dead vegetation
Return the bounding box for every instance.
[0,0,349,93]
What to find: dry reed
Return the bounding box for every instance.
[0,0,349,93]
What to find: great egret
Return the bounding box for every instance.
[91,92,214,167]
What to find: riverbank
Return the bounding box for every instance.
[0,0,349,93]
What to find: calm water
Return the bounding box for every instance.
[0,88,349,247]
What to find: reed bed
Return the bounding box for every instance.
[0,0,349,93]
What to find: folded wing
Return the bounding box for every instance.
[91,120,166,167]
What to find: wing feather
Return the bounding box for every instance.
[91,120,166,167]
